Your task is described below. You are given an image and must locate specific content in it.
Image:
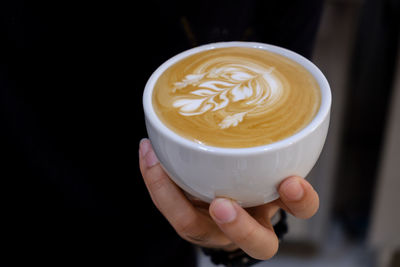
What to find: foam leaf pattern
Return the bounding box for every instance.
[171,64,279,128]
[219,112,247,129]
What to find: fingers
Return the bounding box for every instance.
[210,176,319,260]
[139,139,230,247]
[139,139,319,259]
[209,198,279,260]
[277,176,319,219]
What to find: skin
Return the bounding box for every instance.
[138,138,319,260]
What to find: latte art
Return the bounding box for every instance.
[153,47,321,148]
[172,64,282,129]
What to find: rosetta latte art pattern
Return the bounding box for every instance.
[172,64,281,129]
[152,47,320,148]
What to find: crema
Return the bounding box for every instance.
[152,47,321,148]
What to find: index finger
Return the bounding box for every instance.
[276,176,319,219]
[138,139,228,247]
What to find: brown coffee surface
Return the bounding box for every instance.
[152,47,321,148]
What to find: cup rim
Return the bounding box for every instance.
[143,41,331,156]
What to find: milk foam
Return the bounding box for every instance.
[152,47,321,148]
[172,64,282,129]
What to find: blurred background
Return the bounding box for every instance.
[1,0,399,266]
[200,0,400,266]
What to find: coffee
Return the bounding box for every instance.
[152,47,321,148]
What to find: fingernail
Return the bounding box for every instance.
[281,179,304,201]
[139,138,149,157]
[211,198,237,224]
[139,139,159,168]
[145,149,159,168]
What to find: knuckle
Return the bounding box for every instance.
[232,224,279,261]
[235,224,258,244]
[257,243,279,260]
[247,235,279,260]
[295,201,309,215]
[297,195,319,219]
[175,215,210,244]
[146,171,168,194]
[184,231,210,244]
[175,214,200,237]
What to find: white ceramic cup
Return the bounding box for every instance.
[143,42,331,207]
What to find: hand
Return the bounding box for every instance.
[138,138,319,260]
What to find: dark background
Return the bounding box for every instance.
[0,0,324,265]
[1,0,399,266]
